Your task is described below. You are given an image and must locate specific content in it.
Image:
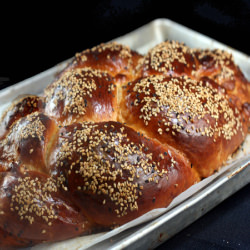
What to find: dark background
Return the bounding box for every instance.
[1,1,250,249]
[1,0,250,88]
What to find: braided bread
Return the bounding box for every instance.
[0,41,249,248]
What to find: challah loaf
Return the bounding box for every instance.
[0,41,249,248]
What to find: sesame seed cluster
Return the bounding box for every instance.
[76,42,133,64]
[196,49,232,68]
[72,42,135,78]
[10,176,58,226]
[193,48,235,81]
[45,68,98,116]
[44,67,116,124]
[131,75,243,141]
[0,112,51,175]
[0,112,46,153]
[142,41,235,76]
[0,96,39,140]
[54,122,170,218]
[19,113,46,141]
[141,40,196,76]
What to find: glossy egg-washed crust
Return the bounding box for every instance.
[0,41,249,248]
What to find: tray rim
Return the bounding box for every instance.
[107,157,250,250]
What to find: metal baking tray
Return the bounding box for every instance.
[0,18,249,250]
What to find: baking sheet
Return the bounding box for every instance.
[0,18,249,250]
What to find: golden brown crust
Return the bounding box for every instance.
[140,40,196,78]
[118,75,248,177]
[0,112,57,174]
[0,95,42,140]
[140,41,250,121]
[43,68,117,125]
[60,42,143,84]
[192,49,250,112]
[0,40,249,248]
[49,121,199,226]
[0,170,96,248]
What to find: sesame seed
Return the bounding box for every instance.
[44,67,114,124]
[129,75,242,141]
[55,122,169,217]
[142,40,195,74]
[10,175,58,225]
